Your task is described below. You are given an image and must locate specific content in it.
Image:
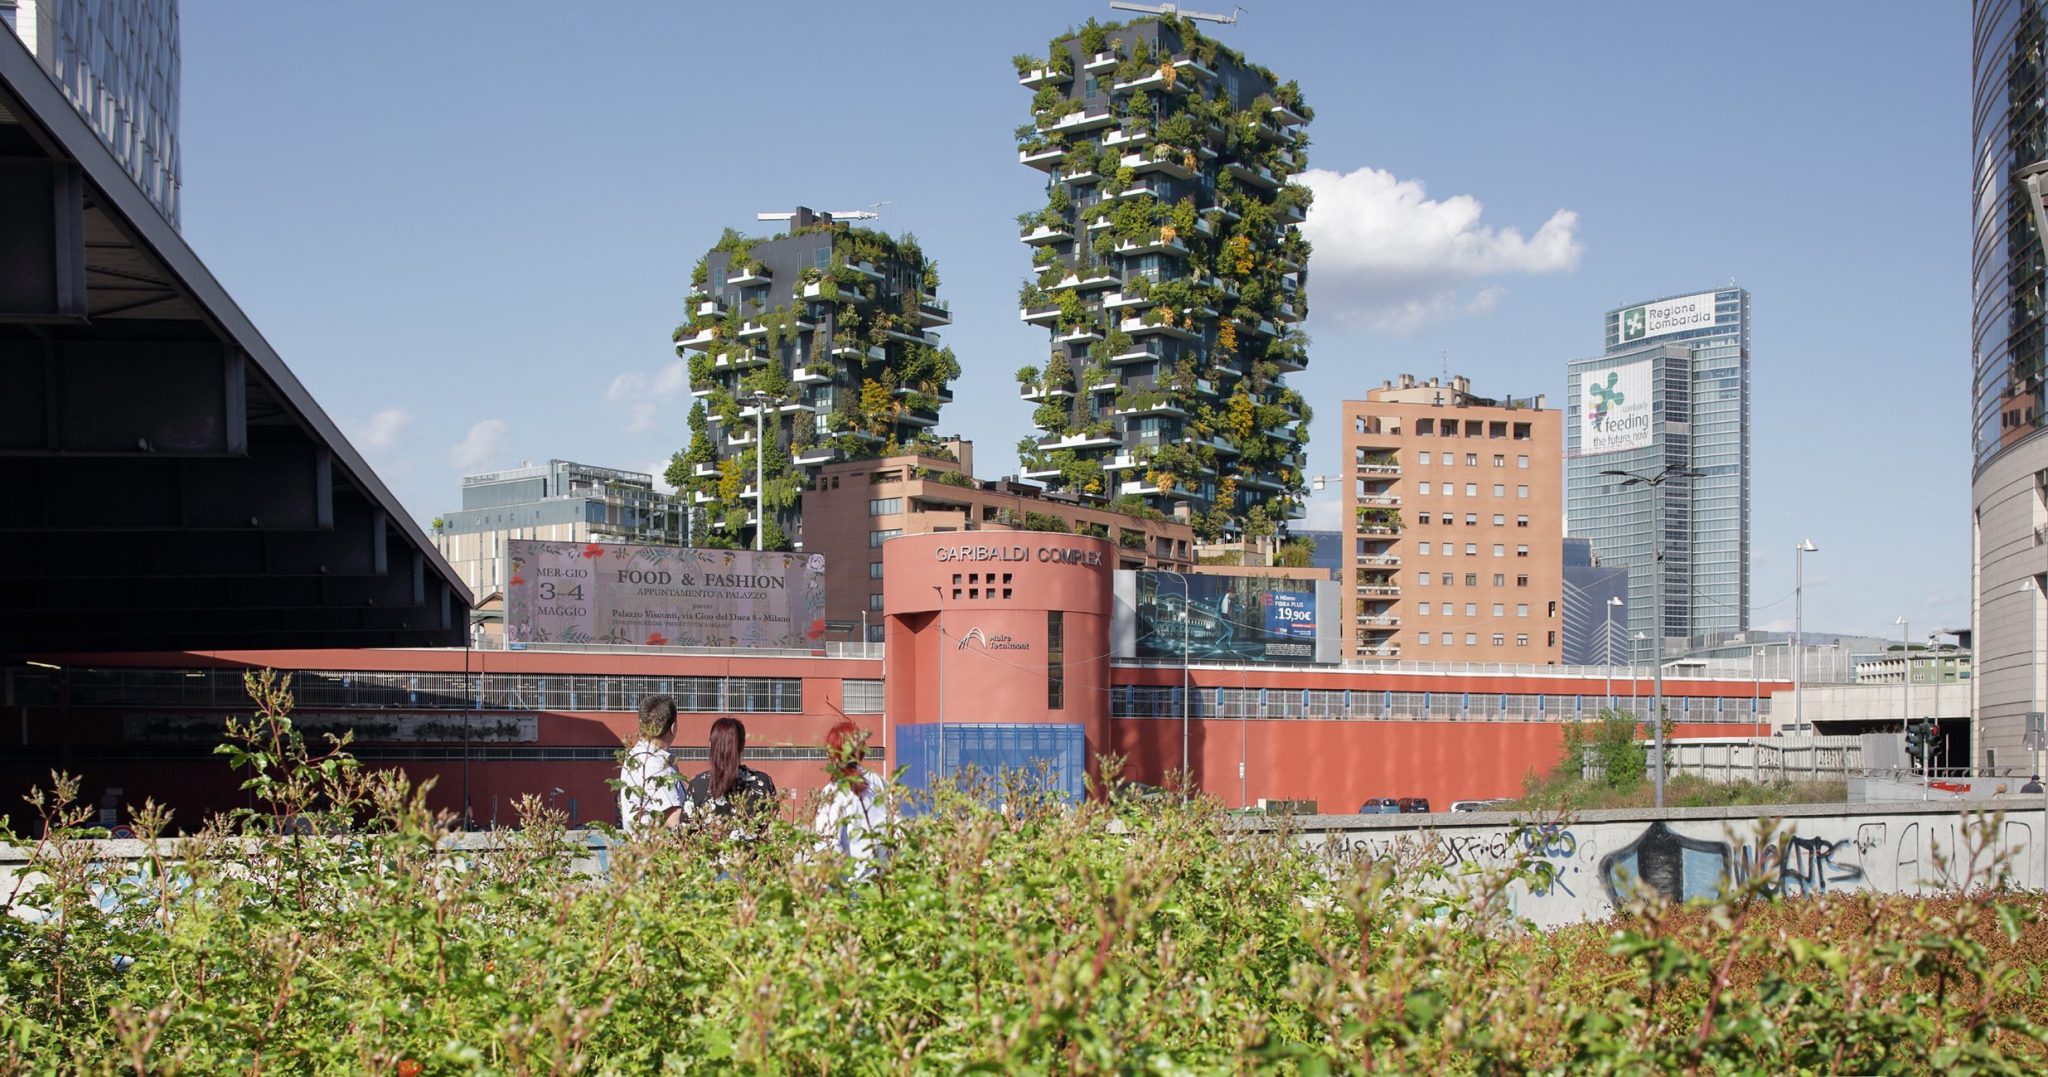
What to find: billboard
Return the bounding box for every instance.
[1617,291,1718,344]
[1126,572,1331,664]
[1579,359,1653,456]
[505,540,826,649]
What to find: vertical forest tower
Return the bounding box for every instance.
[669,209,958,550]
[1013,16,1313,540]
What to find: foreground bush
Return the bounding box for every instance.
[0,673,2041,1073]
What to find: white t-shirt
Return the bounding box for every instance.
[812,770,890,870]
[618,740,681,834]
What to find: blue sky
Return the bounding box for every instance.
[177,1,1963,641]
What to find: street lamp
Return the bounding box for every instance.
[1896,614,1923,797]
[746,389,789,551]
[1604,595,1624,710]
[1601,465,1700,809]
[1794,540,1818,734]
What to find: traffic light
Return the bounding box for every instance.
[1904,720,1938,773]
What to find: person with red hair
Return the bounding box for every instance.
[812,720,889,874]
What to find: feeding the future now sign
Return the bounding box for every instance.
[1579,359,1653,455]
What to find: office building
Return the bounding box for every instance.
[671,207,955,551]
[800,442,1195,642]
[1339,375,1562,662]
[1012,15,1312,539]
[1561,537,1629,666]
[435,460,684,598]
[4,0,179,226]
[1567,287,1750,661]
[1973,0,2048,778]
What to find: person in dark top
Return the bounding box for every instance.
[684,716,777,832]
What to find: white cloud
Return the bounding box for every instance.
[351,406,412,451]
[648,458,678,495]
[1301,165,1582,331]
[449,419,509,472]
[607,360,690,435]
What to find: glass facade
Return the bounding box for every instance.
[1974,1,2048,467]
[1567,289,1750,659]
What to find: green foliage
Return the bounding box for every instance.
[1274,535,1315,568]
[5,678,2046,1072]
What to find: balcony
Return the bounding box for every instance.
[1019,144,1064,170]
[1102,290,1149,310]
[1356,585,1401,597]
[1019,383,1073,401]
[917,294,951,327]
[1038,430,1123,451]
[1355,461,1400,475]
[727,264,771,287]
[673,328,716,352]
[1223,160,1279,190]
[1121,315,1197,340]
[1123,147,1196,179]
[1110,341,1164,365]
[1020,303,1060,327]
[1271,102,1308,127]
[691,462,718,479]
[1020,222,1074,245]
[1056,326,1103,345]
[1017,66,1070,90]
[694,298,726,319]
[1357,555,1401,567]
[1083,51,1119,73]
[1356,645,1402,659]
[1104,452,1141,471]
[1101,127,1153,150]
[831,342,887,362]
[897,407,940,428]
[794,445,840,466]
[1171,57,1216,81]
[1041,105,1114,134]
[1112,234,1190,258]
[1275,299,1302,323]
[1355,615,1402,627]
[793,365,833,385]
[1114,398,1184,417]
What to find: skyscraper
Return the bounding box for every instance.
[3,0,179,227]
[1566,288,1750,660]
[669,208,957,551]
[1971,0,2048,776]
[1012,15,1312,541]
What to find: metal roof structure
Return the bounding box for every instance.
[0,31,472,653]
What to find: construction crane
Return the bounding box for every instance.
[1108,1,1243,25]
[757,201,890,224]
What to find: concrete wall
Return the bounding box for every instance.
[1292,799,2046,927]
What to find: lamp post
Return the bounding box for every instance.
[1604,595,1624,710]
[746,390,788,551]
[1794,540,1818,733]
[1601,465,1701,809]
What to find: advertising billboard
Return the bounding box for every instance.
[1127,572,1330,664]
[1579,359,1653,456]
[1617,291,1718,344]
[505,540,826,649]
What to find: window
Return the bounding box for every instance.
[1417,418,1434,436]
[1418,512,1431,524]
[842,680,884,712]
[869,497,903,516]
[1417,602,1432,615]
[1465,483,1478,496]
[1465,453,1478,466]
[1516,634,1529,647]
[1464,602,1477,616]
[1418,481,1432,494]
[1516,574,1529,587]
[1516,545,1529,557]
[1463,573,1477,586]
[869,561,885,579]
[1492,484,1505,497]
[1465,513,1478,525]
[869,593,885,611]
[1418,573,1431,586]
[1419,451,1431,465]
[1517,455,1530,469]
[1443,573,1455,585]
[1047,611,1065,710]
[1492,544,1505,557]
[1492,603,1505,616]
[1492,633,1505,646]
[1464,633,1478,646]
[1493,454,1505,467]
[1516,603,1529,617]
[1417,632,1432,645]
[1465,543,1478,555]
[869,529,901,547]
[1493,514,1505,526]
[1547,601,1557,618]
[1516,485,1529,498]
[1492,573,1505,586]
[1441,453,1452,468]
[1418,542,1432,555]
[1516,515,1529,528]
[1546,631,1556,647]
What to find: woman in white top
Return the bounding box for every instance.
[812,720,889,873]
[617,695,682,835]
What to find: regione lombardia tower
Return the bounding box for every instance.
[1566,288,1751,661]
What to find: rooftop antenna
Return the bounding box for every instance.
[1108,1,1245,25]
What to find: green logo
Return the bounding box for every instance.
[1621,305,1646,342]
[1587,372,1624,430]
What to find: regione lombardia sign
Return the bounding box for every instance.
[1580,360,1653,455]
[505,540,826,648]
[1618,291,1718,343]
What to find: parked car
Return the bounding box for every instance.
[1396,797,1432,814]
[1357,798,1401,814]
[1449,798,1510,813]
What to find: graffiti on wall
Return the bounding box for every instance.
[1301,809,2040,928]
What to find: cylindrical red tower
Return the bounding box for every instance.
[880,532,1114,777]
